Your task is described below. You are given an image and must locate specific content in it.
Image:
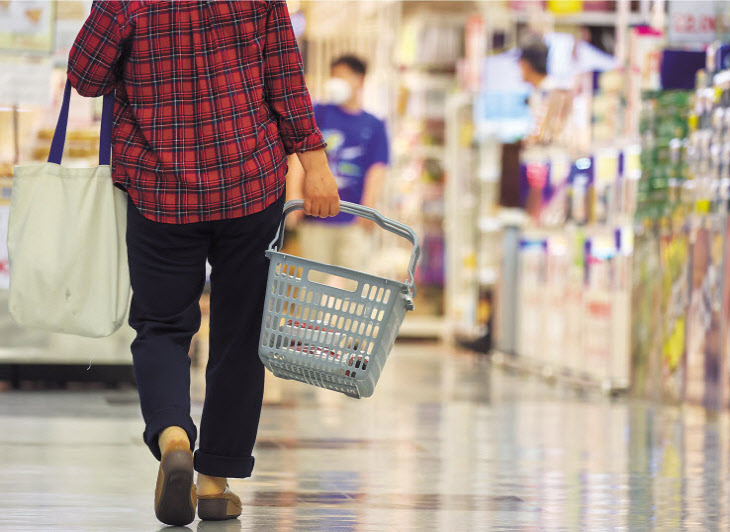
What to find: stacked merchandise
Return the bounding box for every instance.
[632,88,691,403]
[511,147,636,390]
[631,43,730,411]
[683,44,730,411]
[493,61,639,390]
[388,14,466,323]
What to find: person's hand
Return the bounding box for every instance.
[297,149,340,217]
[302,168,340,217]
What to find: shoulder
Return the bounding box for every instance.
[363,112,388,136]
[91,1,145,21]
[264,0,287,13]
[361,111,385,127]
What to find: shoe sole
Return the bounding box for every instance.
[198,498,241,521]
[155,450,196,526]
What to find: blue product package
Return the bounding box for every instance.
[660,49,707,90]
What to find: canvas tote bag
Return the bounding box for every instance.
[7,79,130,338]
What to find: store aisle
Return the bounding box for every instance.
[0,343,728,531]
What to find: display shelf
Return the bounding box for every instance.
[410,145,446,160]
[508,8,648,28]
[478,216,502,233]
[387,8,465,321]
[491,351,630,395]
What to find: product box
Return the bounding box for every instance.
[684,215,727,411]
[631,222,663,398]
[515,237,547,362]
[582,232,617,381]
[543,234,570,370]
[658,215,690,403]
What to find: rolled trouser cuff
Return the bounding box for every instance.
[143,407,198,461]
[194,450,255,478]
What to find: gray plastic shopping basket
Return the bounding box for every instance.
[259,200,420,399]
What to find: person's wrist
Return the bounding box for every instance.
[297,149,328,172]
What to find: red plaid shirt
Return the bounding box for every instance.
[67,0,325,224]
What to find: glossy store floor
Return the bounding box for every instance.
[1,342,729,532]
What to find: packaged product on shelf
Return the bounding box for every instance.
[638,89,691,218]
[0,177,11,290]
[568,157,593,225]
[592,70,626,143]
[610,227,633,389]
[684,216,727,410]
[543,234,570,371]
[594,148,620,224]
[582,233,616,381]
[631,221,663,398]
[563,230,586,375]
[626,26,665,137]
[520,156,549,219]
[657,213,690,403]
[515,237,547,362]
[540,151,571,227]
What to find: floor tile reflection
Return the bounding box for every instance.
[1,342,730,530]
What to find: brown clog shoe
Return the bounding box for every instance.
[197,486,242,521]
[154,442,197,526]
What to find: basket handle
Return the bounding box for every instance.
[269,200,420,296]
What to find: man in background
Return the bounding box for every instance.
[288,55,389,270]
[518,38,567,145]
[518,38,551,92]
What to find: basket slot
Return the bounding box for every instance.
[307,269,359,293]
[278,264,304,280]
[369,285,378,300]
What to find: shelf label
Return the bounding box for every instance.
[668,0,716,46]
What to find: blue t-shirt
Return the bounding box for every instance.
[312,104,389,224]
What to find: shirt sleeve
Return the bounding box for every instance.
[263,1,326,155]
[367,119,390,170]
[67,1,133,97]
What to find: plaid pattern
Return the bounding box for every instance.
[67,1,325,224]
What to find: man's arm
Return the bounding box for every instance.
[296,150,339,218]
[285,154,306,227]
[361,163,386,210]
[67,1,132,97]
[262,1,325,155]
[359,119,390,228]
[358,163,386,230]
[263,1,338,217]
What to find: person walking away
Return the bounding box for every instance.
[288,55,389,271]
[67,1,339,526]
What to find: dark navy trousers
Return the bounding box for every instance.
[126,193,284,478]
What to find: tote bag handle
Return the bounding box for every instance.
[48,79,114,166]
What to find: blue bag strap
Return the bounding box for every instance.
[48,78,115,166]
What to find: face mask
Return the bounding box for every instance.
[324,78,352,105]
